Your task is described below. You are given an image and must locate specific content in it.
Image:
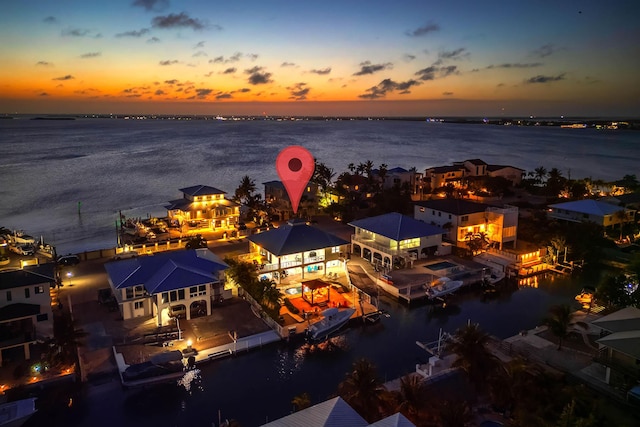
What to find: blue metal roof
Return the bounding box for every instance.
[549,199,624,216]
[349,212,444,240]
[248,221,349,256]
[104,249,228,294]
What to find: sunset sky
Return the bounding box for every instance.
[1,0,639,117]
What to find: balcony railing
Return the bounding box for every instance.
[594,352,640,380]
[352,235,414,259]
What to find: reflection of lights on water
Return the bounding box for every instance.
[177,369,202,393]
[518,276,539,288]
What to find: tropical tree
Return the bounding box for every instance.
[291,392,311,412]
[391,374,430,425]
[595,274,633,308]
[489,357,539,416]
[534,166,548,185]
[337,358,389,423]
[434,400,473,427]
[446,322,499,392]
[258,277,283,318]
[311,160,335,197]
[234,175,257,205]
[546,167,566,196]
[542,304,586,350]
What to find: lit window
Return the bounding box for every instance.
[134,301,144,310]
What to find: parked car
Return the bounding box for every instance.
[235,222,247,230]
[10,244,34,256]
[113,251,139,260]
[57,254,80,266]
[169,305,186,319]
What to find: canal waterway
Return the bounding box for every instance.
[24,269,601,427]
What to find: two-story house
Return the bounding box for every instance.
[0,264,55,366]
[104,249,228,327]
[246,219,349,283]
[591,307,640,390]
[414,199,518,250]
[349,212,446,269]
[263,180,319,221]
[166,185,240,229]
[425,159,524,192]
[424,165,466,190]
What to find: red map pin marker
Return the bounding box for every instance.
[276,146,315,214]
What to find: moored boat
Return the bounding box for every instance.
[308,307,355,342]
[425,277,464,299]
[0,397,37,427]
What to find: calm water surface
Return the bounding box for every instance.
[1,118,639,253]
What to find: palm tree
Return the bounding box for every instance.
[446,322,499,392]
[534,166,548,185]
[347,163,356,173]
[337,358,389,423]
[543,304,586,350]
[435,400,473,427]
[291,392,311,412]
[234,175,257,205]
[392,374,430,425]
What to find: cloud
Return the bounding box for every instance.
[524,73,565,84]
[533,43,556,58]
[486,62,542,69]
[39,92,49,96]
[209,52,244,64]
[245,66,272,85]
[237,88,250,93]
[195,88,213,98]
[281,62,296,67]
[204,71,213,77]
[36,61,52,66]
[74,88,100,95]
[246,53,259,61]
[437,47,469,62]
[159,60,179,66]
[216,93,232,99]
[152,13,207,31]
[132,0,169,12]
[309,67,331,75]
[80,52,101,58]
[353,61,393,76]
[358,78,421,99]
[414,65,458,81]
[61,28,102,38]
[52,75,74,81]
[164,79,178,84]
[155,89,166,95]
[223,67,237,74]
[442,91,454,96]
[147,36,160,43]
[194,41,205,48]
[115,28,150,38]
[192,51,207,57]
[43,16,57,24]
[287,82,310,100]
[406,22,440,37]
[403,54,416,62]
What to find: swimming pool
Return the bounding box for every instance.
[425,261,458,271]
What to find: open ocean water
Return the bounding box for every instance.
[1,118,637,426]
[1,118,639,253]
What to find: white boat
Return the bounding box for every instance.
[483,268,505,286]
[425,277,464,299]
[0,397,37,427]
[308,307,355,342]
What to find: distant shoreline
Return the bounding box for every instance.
[1,114,638,128]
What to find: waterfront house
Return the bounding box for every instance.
[547,199,634,228]
[591,307,640,389]
[246,219,349,283]
[260,396,416,427]
[0,264,55,366]
[263,180,319,221]
[165,185,240,229]
[349,212,446,269]
[104,249,228,327]
[414,198,518,250]
[424,158,524,191]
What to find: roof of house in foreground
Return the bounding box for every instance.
[349,212,444,240]
[104,249,228,293]
[179,185,227,196]
[591,306,640,333]
[548,199,624,216]
[260,396,416,427]
[0,264,56,291]
[248,219,349,256]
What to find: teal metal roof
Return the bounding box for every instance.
[248,221,349,256]
[349,212,444,241]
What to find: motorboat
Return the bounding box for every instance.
[575,287,594,306]
[425,277,464,299]
[307,307,355,342]
[0,397,37,427]
[483,269,505,286]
